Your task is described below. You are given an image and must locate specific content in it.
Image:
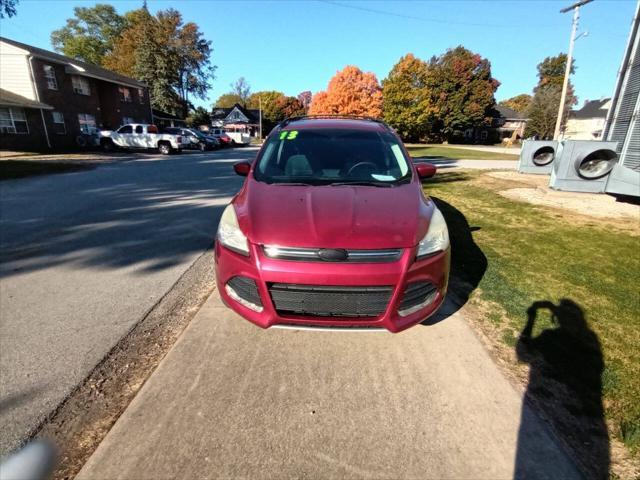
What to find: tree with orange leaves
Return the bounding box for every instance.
[309,66,383,117]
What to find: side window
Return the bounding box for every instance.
[43,65,58,90]
[0,107,28,134]
[52,111,65,134]
[118,125,133,134]
[118,87,132,103]
[78,113,96,134]
[135,125,144,134]
[72,76,91,95]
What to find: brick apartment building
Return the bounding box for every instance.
[0,37,151,151]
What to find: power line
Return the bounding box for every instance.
[317,0,557,29]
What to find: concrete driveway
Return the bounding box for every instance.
[0,148,255,454]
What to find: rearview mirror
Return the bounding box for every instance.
[233,162,251,177]
[416,163,437,179]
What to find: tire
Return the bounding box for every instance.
[101,139,115,152]
[199,142,207,151]
[158,142,171,155]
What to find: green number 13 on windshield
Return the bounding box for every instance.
[280,130,298,140]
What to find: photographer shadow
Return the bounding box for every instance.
[515,299,609,479]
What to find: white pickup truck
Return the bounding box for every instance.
[99,124,186,154]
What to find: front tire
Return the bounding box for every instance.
[158,142,171,155]
[101,139,115,152]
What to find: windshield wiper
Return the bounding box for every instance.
[269,181,317,186]
[328,180,395,187]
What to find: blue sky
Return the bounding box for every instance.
[1,0,636,109]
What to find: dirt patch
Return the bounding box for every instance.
[31,248,217,480]
[481,171,640,234]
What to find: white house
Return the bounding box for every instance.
[563,98,611,141]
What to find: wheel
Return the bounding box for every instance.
[101,139,115,152]
[199,142,207,151]
[158,142,171,155]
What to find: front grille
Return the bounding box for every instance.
[269,283,393,318]
[227,276,262,307]
[399,281,437,311]
[263,245,402,263]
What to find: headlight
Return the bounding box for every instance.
[217,204,249,255]
[416,207,449,258]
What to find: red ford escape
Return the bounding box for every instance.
[215,117,450,333]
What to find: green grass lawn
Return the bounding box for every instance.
[0,160,93,180]
[407,144,519,161]
[423,171,640,464]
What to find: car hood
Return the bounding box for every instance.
[235,179,433,249]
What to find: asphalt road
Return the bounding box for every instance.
[0,148,254,455]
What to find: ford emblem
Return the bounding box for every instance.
[318,248,348,262]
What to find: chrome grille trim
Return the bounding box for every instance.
[263,245,402,263]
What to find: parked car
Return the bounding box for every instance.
[209,128,234,147]
[164,127,219,151]
[215,117,450,333]
[99,124,186,154]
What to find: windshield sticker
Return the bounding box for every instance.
[279,130,299,140]
[371,174,396,181]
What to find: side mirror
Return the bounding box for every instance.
[233,162,251,177]
[416,163,437,179]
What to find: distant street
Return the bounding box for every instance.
[0,148,255,454]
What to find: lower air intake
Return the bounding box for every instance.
[269,283,392,318]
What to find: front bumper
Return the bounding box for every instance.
[214,242,450,333]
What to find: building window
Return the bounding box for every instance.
[78,113,96,134]
[137,88,145,104]
[119,86,132,103]
[0,107,28,134]
[72,76,91,95]
[51,111,66,135]
[122,116,135,125]
[43,65,58,90]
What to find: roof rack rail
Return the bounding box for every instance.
[278,115,390,129]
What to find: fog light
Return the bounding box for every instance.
[398,291,438,317]
[225,284,263,312]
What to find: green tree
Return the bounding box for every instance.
[247,91,284,119]
[525,54,577,139]
[427,46,500,141]
[499,94,532,114]
[51,4,125,65]
[186,106,211,127]
[214,93,244,108]
[104,8,214,116]
[247,91,293,133]
[524,86,563,139]
[0,0,18,18]
[536,53,575,90]
[382,53,434,142]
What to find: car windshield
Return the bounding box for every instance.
[254,128,411,186]
[188,129,206,138]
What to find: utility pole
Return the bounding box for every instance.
[554,0,593,140]
[258,95,263,141]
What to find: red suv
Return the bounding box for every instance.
[215,117,450,332]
